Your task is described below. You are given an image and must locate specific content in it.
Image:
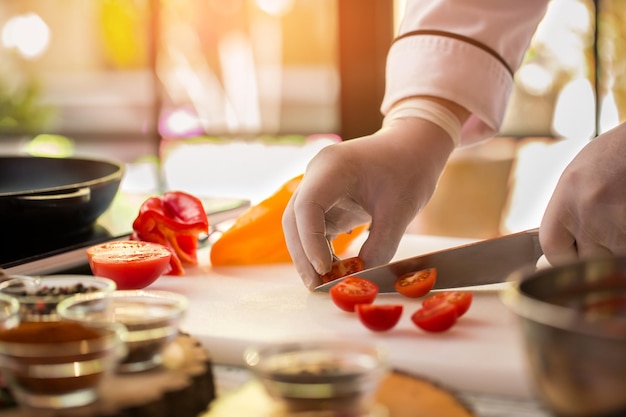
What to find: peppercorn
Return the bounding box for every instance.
[2,282,103,320]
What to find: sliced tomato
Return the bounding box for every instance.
[86,240,172,290]
[356,304,403,332]
[411,302,458,333]
[329,277,379,312]
[422,291,473,317]
[393,268,437,298]
[320,256,365,284]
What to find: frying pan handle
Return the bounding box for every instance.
[16,187,91,206]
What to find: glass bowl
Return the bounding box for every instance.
[0,275,116,322]
[57,289,188,373]
[0,320,125,409]
[244,340,388,416]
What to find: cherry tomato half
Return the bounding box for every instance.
[320,256,365,284]
[86,240,172,290]
[356,304,403,332]
[393,268,437,298]
[329,277,379,312]
[411,302,458,333]
[422,291,473,317]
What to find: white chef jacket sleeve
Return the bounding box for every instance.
[381,0,551,145]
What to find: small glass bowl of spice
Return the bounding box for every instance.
[0,320,126,409]
[0,275,116,322]
[244,340,388,417]
[57,289,188,373]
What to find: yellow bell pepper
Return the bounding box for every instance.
[210,174,368,266]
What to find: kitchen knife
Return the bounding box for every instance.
[315,228,542,293]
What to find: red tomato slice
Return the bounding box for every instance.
[329,277,379,312]
[356,304,403,332]
[411,302,458,333]
[320,256,365,284]
[393,268,437,298]
[86,241,172,290]
[422,291,473,317]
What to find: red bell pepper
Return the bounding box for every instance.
[132,191,209,275]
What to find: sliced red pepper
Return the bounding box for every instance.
[132,191,209,276]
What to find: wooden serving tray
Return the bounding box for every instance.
[376,371,475,417]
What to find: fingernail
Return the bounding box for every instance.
[311,260,325,275]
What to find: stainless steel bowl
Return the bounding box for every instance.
[501,256,626,417]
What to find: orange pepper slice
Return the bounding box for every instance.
[210,174,368,266]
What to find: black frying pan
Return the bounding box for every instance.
[0,155,124,235]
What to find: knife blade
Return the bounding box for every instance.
[314,228,542,293]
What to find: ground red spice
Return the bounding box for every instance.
[0,322,109,395]
[0,321,100,343]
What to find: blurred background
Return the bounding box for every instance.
[0,0,624,239]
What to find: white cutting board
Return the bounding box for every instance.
[148,233,537,400]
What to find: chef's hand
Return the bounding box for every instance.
[282,116,456,290]
[540,122,626,265]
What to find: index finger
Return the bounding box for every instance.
[539,221,577,266]
[282,188,330,290]
[291,177,338,273]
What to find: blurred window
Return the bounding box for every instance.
[0,0,623,149]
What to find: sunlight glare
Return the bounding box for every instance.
[516,63,554,96]
[599,90,619,134]
[160,107,204,138]
[503,135,589,233]
[532,0,591,71]
[2,13,50,59]
[25,134,74,158]
[552,78,595,139]
[255,0,294,16]
[219,32,261,132]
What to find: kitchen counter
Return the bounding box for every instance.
[148,232,541,401]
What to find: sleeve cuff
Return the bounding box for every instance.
[381,34,514,145]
